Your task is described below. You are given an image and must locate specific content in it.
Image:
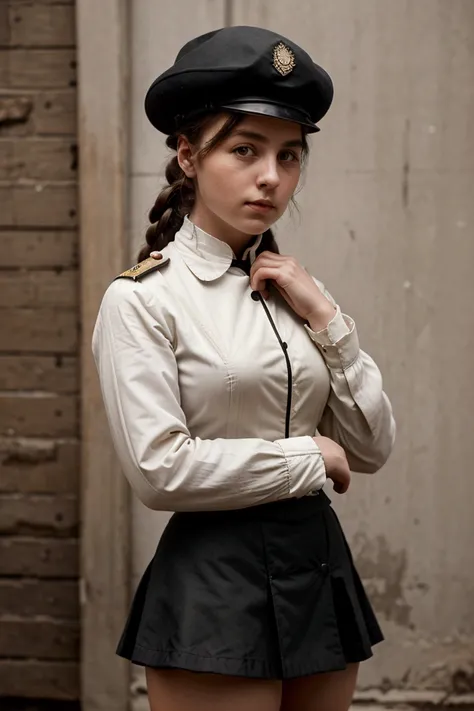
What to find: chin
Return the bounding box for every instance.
[240,215,276,235]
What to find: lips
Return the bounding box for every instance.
[249,200,275,208]
[246,200,276,212]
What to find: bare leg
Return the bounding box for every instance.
[146,667,282,711]
[280,663,359,711]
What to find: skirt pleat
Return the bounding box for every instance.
[117,491,383,679]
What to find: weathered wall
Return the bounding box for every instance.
[129,1,474,707]
[235,1,474,705]
[0,0,80,706]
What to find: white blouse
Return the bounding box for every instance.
[92,217,395,511]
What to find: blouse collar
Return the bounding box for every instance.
[174,216,263,282]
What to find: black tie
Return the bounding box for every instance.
[230,258,251,276]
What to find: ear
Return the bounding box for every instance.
[177,135,197,178]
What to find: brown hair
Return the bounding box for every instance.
[137,112,309,262]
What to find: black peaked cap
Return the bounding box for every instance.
[144,26,334,135]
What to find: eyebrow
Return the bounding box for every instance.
[231,129,304,149]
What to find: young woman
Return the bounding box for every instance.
[93,26,396,711]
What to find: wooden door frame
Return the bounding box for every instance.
[76,1,130,709]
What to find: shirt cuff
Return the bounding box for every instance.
[304,307,360,370]
[275,435,327,497]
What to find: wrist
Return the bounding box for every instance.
[306,304,337,333]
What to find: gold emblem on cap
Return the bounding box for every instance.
[273,42,296,76]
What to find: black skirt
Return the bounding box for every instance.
[117,491,383,679]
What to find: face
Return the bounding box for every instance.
[177,113,305,250]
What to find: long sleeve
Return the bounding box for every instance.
[304,283,396,474]
[92,278,327,512]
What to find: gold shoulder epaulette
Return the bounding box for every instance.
[114,254,170,282]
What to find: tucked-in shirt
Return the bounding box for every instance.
[92,216,396,511]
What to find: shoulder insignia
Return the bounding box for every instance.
[114,254,170,282]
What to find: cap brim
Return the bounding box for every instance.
[220,99,320,133]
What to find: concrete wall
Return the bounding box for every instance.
[129,1,474,706]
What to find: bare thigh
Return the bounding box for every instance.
[280,663,359,711]
[146,667,282,711]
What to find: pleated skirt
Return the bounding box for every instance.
[117,490,383,679]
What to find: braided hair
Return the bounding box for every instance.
[137,112,309,262]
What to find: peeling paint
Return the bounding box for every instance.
[417,652,474,694]
[0,96,33,126]
[353,532,412,628]
[0,437,57,466]
[452,665,474,694]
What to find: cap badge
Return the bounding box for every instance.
[273,42,296,76]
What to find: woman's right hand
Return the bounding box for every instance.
[313,436,351,494]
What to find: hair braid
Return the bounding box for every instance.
[137,138,195,262]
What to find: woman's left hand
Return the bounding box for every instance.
[250,251,336,331]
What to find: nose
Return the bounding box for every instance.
[257,156,280,190]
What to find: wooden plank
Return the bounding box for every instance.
[0,94,32,129]
[0,6,8,47]
[0,270,78,309]
[0,659,79,700]
[0,537,78,577]
[9,0,75,4]
[77,1,132,707]
[0,494,78,536]
[5,3,75,48]
[0,183,77,228]
[0,618,79,659]
[35,89,77,135]
[0,90,77,137]
[0,579,78,619]
[0,394,77,437]
[0,138,77,180]
[0,231,78,268]
[0,438,78,494]
[0,355,77,391]
[0,308,78,352]
[0,49,76,89]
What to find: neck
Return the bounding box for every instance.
[188,207,257,260]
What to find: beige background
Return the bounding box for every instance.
[128,1,474,706]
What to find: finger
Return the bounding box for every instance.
[150,251,161,260]
[252,254,293,271]
[255,250,288,261]
[250,266,285,292]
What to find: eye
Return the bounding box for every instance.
[233,145,256,157]
[279,150,299,163]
